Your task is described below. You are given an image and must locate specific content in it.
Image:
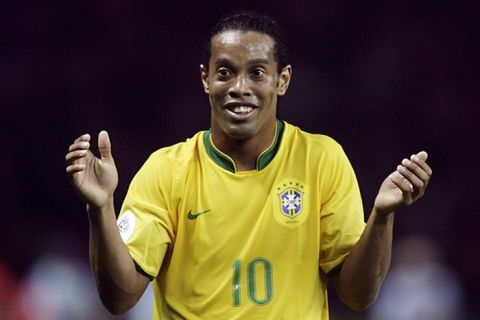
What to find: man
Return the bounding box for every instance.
[65,12,432,319]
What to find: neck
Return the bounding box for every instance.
[212,123,277,172]
[219,139,270,171]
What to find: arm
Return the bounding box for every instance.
[332,151,432,310]
[65,131,154,314]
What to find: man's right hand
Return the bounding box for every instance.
[66,131,118,209]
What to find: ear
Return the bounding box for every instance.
[277,65,292,96]
[200,64,210,94]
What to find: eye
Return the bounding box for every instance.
[217,68,232,79]
[250,68,266,79]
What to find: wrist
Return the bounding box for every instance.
[372,207,395,223]
[87,198,115,220]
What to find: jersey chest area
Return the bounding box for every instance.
[163,165,326,317]
[173,165,320,261]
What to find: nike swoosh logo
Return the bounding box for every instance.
[187,210,211,220]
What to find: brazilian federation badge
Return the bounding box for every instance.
[273,180,308,229]
[279,188,304,218]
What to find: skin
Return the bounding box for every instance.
[65,131,151,314]
[65,29,432,314]
[334,151,432,310]
[201,30,291,171]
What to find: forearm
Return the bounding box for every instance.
[333,208,394,310]
[87,199,148,314]
[333,151,432,310]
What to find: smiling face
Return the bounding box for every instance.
[201,30,291,145]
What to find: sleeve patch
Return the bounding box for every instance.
[117,210,136,243]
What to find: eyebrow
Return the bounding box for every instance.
[214,58,270,68]
[247,59,270,66]
[214,58,234,68]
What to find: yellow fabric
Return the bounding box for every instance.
[118,121,366,319]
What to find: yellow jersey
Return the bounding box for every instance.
[117,120,366,319]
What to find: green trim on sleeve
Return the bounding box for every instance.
[326,262,344,278]
[203,119,285,173]
[134,260,155,281]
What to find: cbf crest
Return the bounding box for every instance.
[278,188,304,218]
[273,180,308,228]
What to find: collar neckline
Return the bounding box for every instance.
[203,119,285,173]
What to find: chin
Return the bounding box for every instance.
[224,123,257,141]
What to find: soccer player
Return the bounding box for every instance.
[65,12,432,319]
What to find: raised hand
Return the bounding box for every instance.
[65,131,118,209]
[374,151,432,215]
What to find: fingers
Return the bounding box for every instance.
[411,151,433,177]
[395,150,432,196]
[65,149,87,162]
[398,159,425,189]
[74,133,90,143]
[68,134,91,152]
[66,133,91,174]
[389,171,414,194]
[98,130,113,162]
[416,150,428,161]
[66,163,86,174]
[65,131,114,175]
[397,164,419,190]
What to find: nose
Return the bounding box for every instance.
[228,75,251,98]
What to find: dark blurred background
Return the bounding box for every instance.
[1,0,478,319]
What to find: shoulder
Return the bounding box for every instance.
[128,131,205,194]
[283,121,344,156]
[132,131,205,185]
[146,131,205,167]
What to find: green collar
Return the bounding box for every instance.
[203,119,285,173]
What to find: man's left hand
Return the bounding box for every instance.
[374,151,432,215]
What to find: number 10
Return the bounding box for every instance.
[232,258,273,306]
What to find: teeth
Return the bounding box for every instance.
[232,105,253,114]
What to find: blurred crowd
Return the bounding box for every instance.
[0,255,153,320]
[0,235,467,319]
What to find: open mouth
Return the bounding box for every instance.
[228,105,254,115]
[225,102,256,116]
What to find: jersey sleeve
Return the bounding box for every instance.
[318,143,366,275]
[117,151,176,279]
